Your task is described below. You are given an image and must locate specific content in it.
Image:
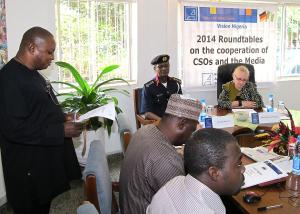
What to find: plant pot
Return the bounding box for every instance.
[73,128,105,166]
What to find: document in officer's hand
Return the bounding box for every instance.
[75,102,116,122]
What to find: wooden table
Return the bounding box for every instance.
[231,156,300,214]
[213,108,300,213]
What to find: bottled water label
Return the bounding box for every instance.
[268,94,274,112]
[267,106,274,112]
[293,156,300,174]
[292,137,300,175]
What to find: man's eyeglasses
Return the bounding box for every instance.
[234,74,248,82]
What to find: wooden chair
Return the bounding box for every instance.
[84,116,132,214]
[83,140,119,214]
[133,88,156,129]
[232,127,261,148]
[116,112,132,154]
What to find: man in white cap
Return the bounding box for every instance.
[119,94,201,214]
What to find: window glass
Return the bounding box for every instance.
[55,0,135,86]
[282,6,300,76]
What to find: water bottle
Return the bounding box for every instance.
[292,136,300,175]
[199,99,207,122]
[277,101,285,114]
[267,94,274,112]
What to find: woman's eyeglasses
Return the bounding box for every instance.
[234,74,248,82]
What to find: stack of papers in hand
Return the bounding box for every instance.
[75,102,116,122]
[242,160,288,189]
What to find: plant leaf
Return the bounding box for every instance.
[55,92,77,97]
[91,64,119,90]
[94,77,129,91]
[285,106,296,133]
[51,81,83,95]
[55,61,90,95]
[101,88,130,95]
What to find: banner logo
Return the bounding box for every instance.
[184,6,198,21]
[199,7,257,23]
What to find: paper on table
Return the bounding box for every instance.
[212,115,234,128]
[75,102,115,122]
[275,159,293,173]
[242,160,288,189]
[232,109,256,114]
[241,147,289,163]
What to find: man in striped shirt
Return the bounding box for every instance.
[147,128,245,214]
[119,94,201,214]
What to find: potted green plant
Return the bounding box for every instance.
[52,61,129,157]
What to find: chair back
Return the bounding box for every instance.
[77,203,99,214]
[116,112,132,154]
[133,88,143,129]
[217,63,255,98]
[133,88,157,129]
[232,127,259,148]
[83,140,112,214]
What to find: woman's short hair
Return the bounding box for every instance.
[233,65,249,77]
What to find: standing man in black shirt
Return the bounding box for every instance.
[140,54,182,121]
[0,27,83,214]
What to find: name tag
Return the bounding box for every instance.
[251,112,280,124]
[212,115,234,128]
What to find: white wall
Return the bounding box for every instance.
[5,0,300,154]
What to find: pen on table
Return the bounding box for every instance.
[257,204,283,211]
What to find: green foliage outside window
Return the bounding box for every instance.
[56,0,130,85]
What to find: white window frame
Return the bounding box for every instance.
[55,0,137,88]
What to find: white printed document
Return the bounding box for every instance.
[242,160,288,189]
[75,102,115,122]
[212,115,234,128]
[232,109,256,114]
[241,147,289,163]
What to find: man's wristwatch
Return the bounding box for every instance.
[238,100,242,107]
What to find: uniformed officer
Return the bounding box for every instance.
[141,54,182,121]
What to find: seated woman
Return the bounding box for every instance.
[218,65,264,109]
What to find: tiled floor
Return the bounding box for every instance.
[0,153,123,214]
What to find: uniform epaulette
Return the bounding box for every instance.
[145,80,154,87]
[170,77,182,84]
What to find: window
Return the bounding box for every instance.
[55,0,136,86]
[277,5,300,77]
